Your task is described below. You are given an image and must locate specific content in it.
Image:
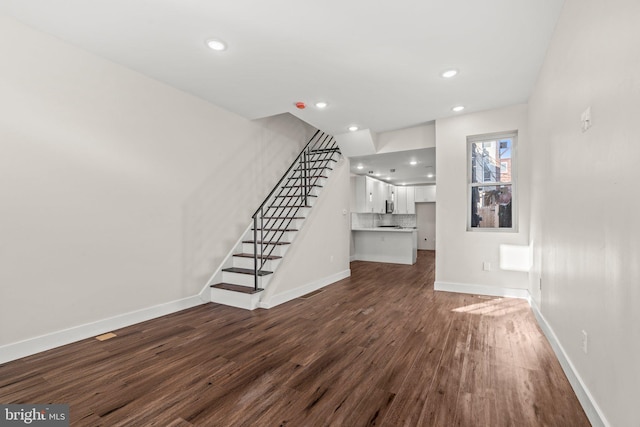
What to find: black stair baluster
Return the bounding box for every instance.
[253,215,258,291]
[215,131,340,298]
[260,206,264,274]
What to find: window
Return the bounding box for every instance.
[468,131,516,231]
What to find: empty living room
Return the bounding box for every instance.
[1,0,638,425]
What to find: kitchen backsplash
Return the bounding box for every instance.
[351,213,416,229]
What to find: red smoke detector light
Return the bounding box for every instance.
[295,102,306,109]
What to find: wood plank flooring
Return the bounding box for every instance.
[0,251,590,426]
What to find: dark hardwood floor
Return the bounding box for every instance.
[0,251,589,426]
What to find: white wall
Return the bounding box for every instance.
[261,156,351,306]
[435,104,530,291]
[0,15,315,348]
[527,0,640,425]
[377,122,435,153]
[416,203,435,250]
[334,129,378,158]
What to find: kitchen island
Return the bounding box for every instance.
[351,227,417,265]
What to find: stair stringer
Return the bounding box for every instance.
[205,150,342,309]
[258,155,351,308]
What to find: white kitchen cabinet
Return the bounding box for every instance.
[414,185,436,202]
[353,176,366,212]
[388,185,396,211]
[352,228,417,264]
[396,186,407,213]
[407,186,415,214]
[373,179,386,213]
[352,176,387,213]
[394,186,415,214]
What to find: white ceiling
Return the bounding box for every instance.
[350,148,436,186]
[0,0,564,136]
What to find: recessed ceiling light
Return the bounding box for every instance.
[315,101,328,109]
[348,125,359,132]
[357,164,363,170]
[441,69,458,78]
[386,176,392,180]
[206,39,227,51]
[410,160,417,166]
[375,173,381,177]
[452,105,465,112]
[427,173,434,178]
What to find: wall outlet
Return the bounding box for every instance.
[581,330,588,354]
[483,261,491,271]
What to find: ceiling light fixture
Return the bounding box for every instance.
[206,39,227,51]
[315,101,328,109]
[410,160,417,166]
[348,125,359,132]
[357,164,364,170]
[441,69,458,78]
[452,105,465,112]
[427,173,434,178]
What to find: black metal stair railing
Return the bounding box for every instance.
[251,130,340,290]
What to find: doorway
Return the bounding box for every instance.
[416,202,435,250]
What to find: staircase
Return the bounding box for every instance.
[208,130,341,309]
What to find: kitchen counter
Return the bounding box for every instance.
[351,227,416,233]
[352,228,417,265]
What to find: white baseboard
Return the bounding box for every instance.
[528,299,608,427]
[258,269,351,309]
[434,281,529,299]
[352,255,413,265]
[0,296,205,364]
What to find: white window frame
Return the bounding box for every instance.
[467,131,518,232]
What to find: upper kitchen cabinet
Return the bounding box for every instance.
[414,185,436,202]
[352,175,387,213]
[395,186,415,214]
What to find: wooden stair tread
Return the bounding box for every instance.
[233,253,282,260]
[210,283,263,294]
[275,194,318,198]
[287,175,328,179]
[269,205,312,208]
[242,240,291,245]
[282,184,322,188]
[222,267,273,276]
[262,216,304,219]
